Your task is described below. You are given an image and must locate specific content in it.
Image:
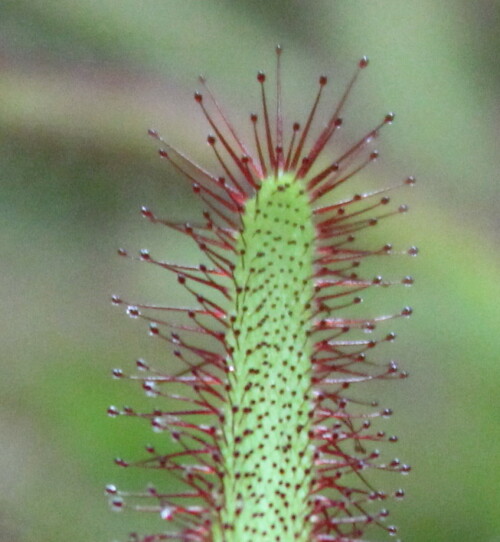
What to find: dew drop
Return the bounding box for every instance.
[136,358,149,371]
[112,368,124,379]
[141,206,153,218]
[402,276,414,286]
[111,295,122,305]
[105,484,118,495]
[395,488,405,500]
[388,525,398,536]
[127,306,140,318]
[388,361,398,373]
[400,464,411,474]
[152,417,165,432]
[405,175,416,185]
[110,497,124,511]
[107,405,120,418]
[158,506,174,522]
[143,380,159,397]
[149,323,159,336]
[401,306,413,317]
[359,56,369,69]
[407,246,419,256]
[384,112,395,124]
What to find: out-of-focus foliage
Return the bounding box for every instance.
[1,2,499,541]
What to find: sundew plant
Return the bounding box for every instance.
[108,47,416,542]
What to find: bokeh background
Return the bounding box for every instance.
[1,1,499,541]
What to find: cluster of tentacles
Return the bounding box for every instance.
[107,47,415,542]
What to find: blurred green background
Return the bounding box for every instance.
[1,1,499,541]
